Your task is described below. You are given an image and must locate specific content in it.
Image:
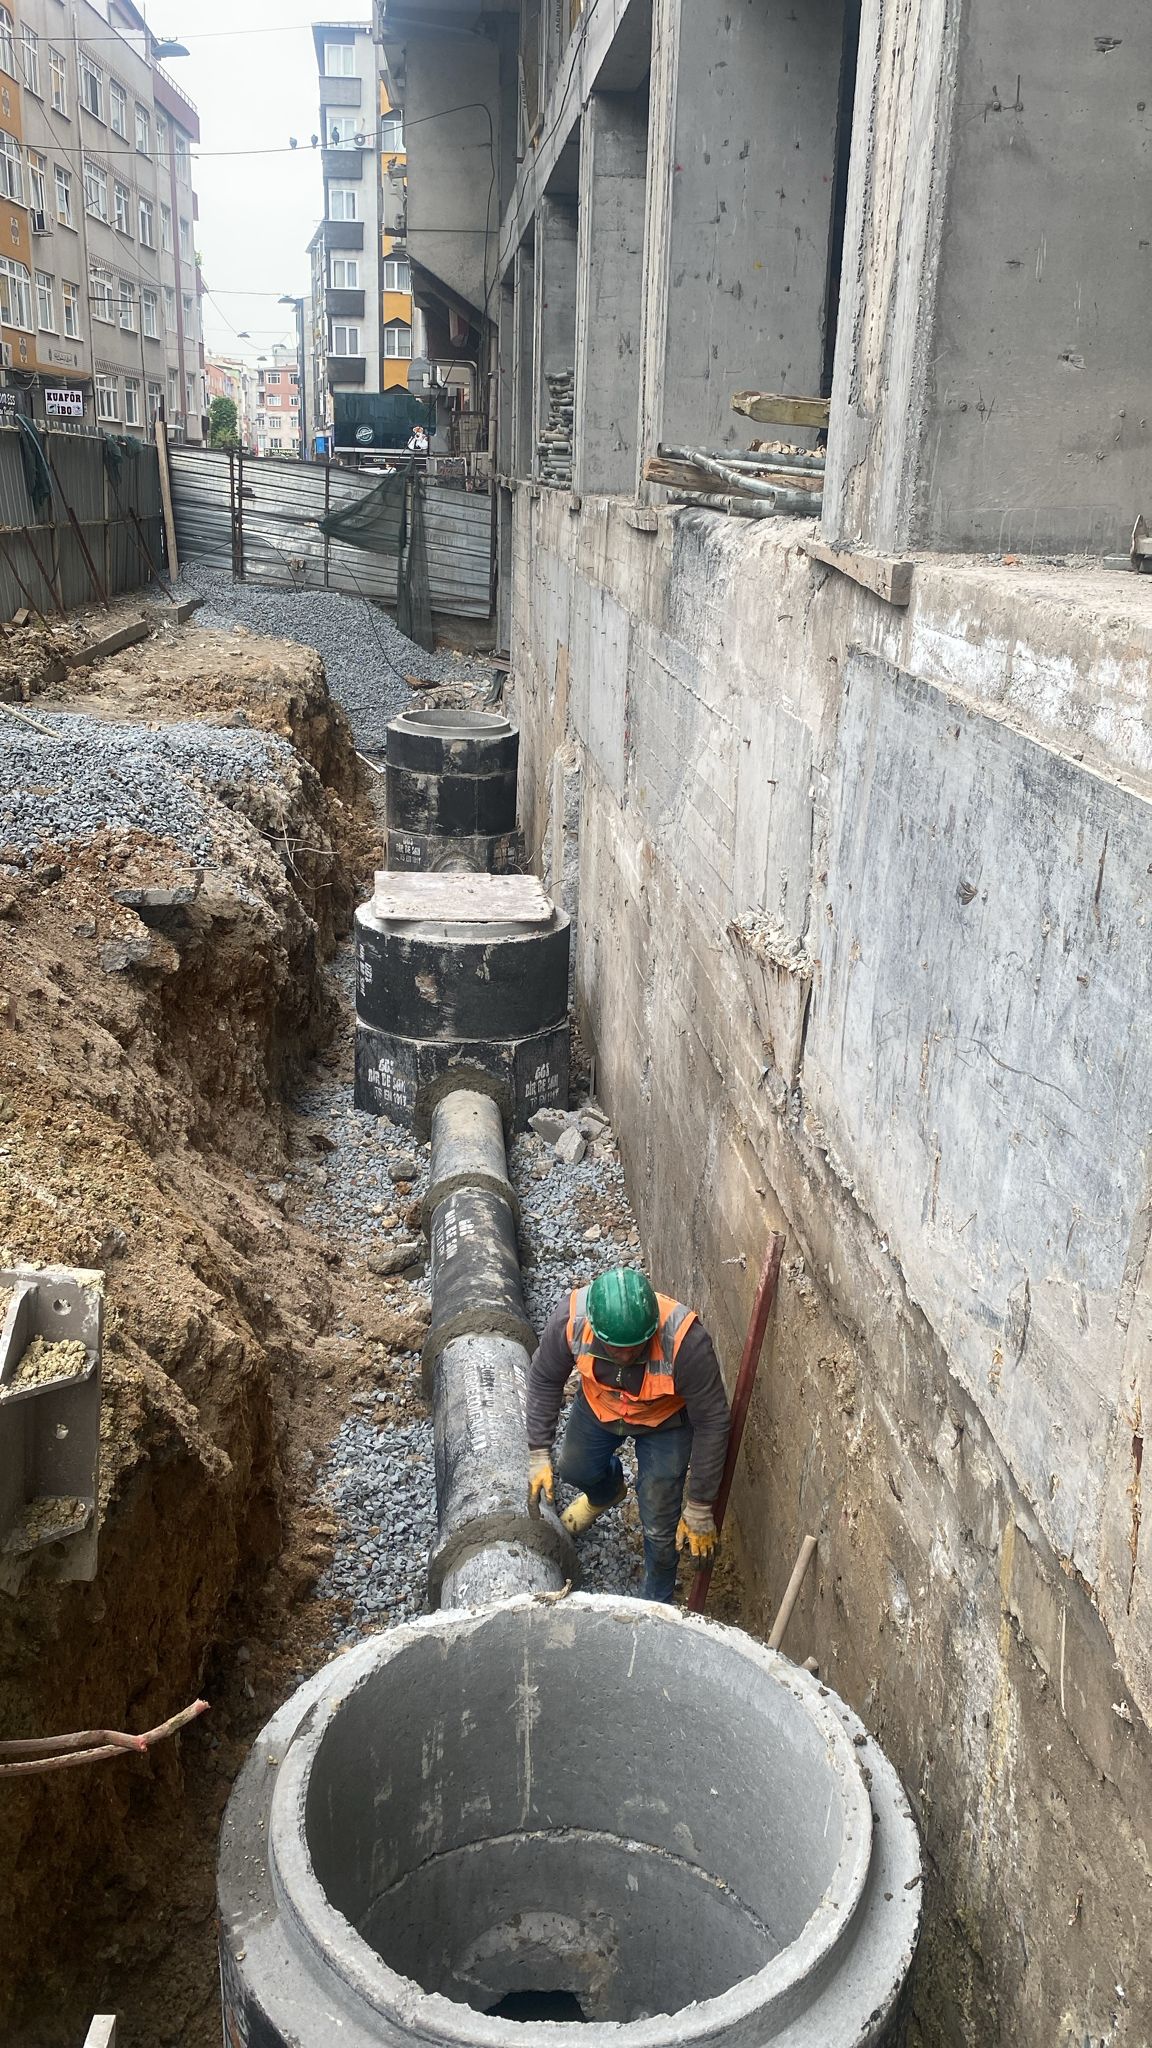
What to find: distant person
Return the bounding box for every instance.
[526,1268,729,1602]
[406,423,429,453]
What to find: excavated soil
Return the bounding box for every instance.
[0,614,403,2047]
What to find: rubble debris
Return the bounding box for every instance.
[537,369,574,486]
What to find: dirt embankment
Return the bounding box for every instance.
[0,623,374,2044]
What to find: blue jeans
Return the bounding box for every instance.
[556,1389,692,1603]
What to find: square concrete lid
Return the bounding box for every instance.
[371,872,555,925]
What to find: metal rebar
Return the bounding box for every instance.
[662,443,826,477]
[660,446,821,501]
[668,491,820,520]
[688,1232,785,1614]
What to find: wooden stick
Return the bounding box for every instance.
[732,391,830,429]
[155,413,179,578]
[644,454,821,499]
[802,538,913,607]
[687,1233,786,1614]
[767,1534,818,1652]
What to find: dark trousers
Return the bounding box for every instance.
[556,1389,692,1603]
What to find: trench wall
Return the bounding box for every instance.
[510,486,1152,2048]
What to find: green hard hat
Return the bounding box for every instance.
[587,1268,659,1347]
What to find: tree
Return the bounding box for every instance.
[208,396,238,449]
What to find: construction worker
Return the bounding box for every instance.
[526,1267,730,1603]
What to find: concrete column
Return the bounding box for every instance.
[496,275,514,481]
[823,0,1151,556]
[511,240,535,479]
[573,90,649,496]
[639,0,846,461]
[532,195,579,484]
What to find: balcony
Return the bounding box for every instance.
[323,219,364,251]
[318,75,362,107]
[323,147,364,181]
[326,287,366,319]
[326,355,366,386]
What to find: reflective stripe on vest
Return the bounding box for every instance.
[566,1287,696,1428]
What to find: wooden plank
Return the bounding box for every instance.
[731,391,830,430]
[154,416,179,578]
[803,538,914,608]
[643,456,821,497]
[372,872,554,925]
[82,2020,117,2048]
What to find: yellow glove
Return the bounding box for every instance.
[676,1500,718,1559]
[528,1449,555,1509]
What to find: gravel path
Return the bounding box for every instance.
[0,705,289,870]
[177,563,497,756]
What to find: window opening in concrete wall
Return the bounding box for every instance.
[520,0,543,148]
[574,65,650,494]
[819,0,862,400]
[512,230,535,481]
[535,138,580,487]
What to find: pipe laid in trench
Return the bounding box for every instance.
[423,1087,577,1606]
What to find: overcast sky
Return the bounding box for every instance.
[163,0,367,364]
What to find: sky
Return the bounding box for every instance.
[152,0,368,366]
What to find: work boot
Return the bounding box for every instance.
[561,1479,626,1535]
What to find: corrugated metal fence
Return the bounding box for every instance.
[169,448,493,619]
[0,423,163,621]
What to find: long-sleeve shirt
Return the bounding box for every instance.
[526,1301,731,1504]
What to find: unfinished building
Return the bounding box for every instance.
[378,2,1152,2042]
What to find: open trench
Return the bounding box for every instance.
[0,569,918,2046]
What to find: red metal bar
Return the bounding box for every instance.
[687,1229,785,1614]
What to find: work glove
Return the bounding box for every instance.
[675,1499,718,1560]
[528,1449,555,1511]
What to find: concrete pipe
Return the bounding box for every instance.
[218,1595,922,2048]
[425,1088,519,1223]
[428,1334,578,1607]
[386,710,519,860]
[422,1188,534,1394]
[386,827,523,876]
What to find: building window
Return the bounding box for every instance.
[34,269,54,330]
[110,78,127,137]
[331,256,359,288]
[155,113,167,159]
[0,130,23,204]
[163,285,176,332]
[384,321,412,359]
[328,185,357,222]
[332,323,361,356]
[141,286,158,338]
[383,256,410,293]
[167,365,179,415]
[28,152,47,222]
[49,46,66,114]
[113,179,130,234]
[270,437,282,451]
[83,158,108,221]
[185,374,196,416]
[95,373,118,422]
[267,391,281,406]
[20,25,40,97]
[0,257,32,331]
[174,131,189,183]
[123,376,140,426]
[324,39,355,76]
[178,215,190,260]
[54,165,73,228]
[79,53,103,120]
[138,196,154,246]
[327,115,361,147]
[62,280,80,338]
[90,265,114,323]
[380,112,403,152]
[160,202,172,252]
[119,278,136,331]
[146,377,163,422]
[134,104,150,155]
[0,7,14,79]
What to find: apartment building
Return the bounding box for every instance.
[205,353,254,446]
[378,71,411,391]
[308,20,382,450]
[251,341,300,458]
[0,0,203,437]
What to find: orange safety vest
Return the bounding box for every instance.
[566,1287,695,1429]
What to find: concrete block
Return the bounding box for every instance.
[0,1264,102,1593]
[528,1107,568,1144]
[554,1124,587,1165]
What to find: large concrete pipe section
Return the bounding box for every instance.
[354,874,570,1132]
[218,1595,922,2045]
[386,709,521,874]
[422,1089,577,1608]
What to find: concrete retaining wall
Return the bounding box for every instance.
[510,485,1152,2047]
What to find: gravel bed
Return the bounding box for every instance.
[0,706,289,868]
[177,563,496,754]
